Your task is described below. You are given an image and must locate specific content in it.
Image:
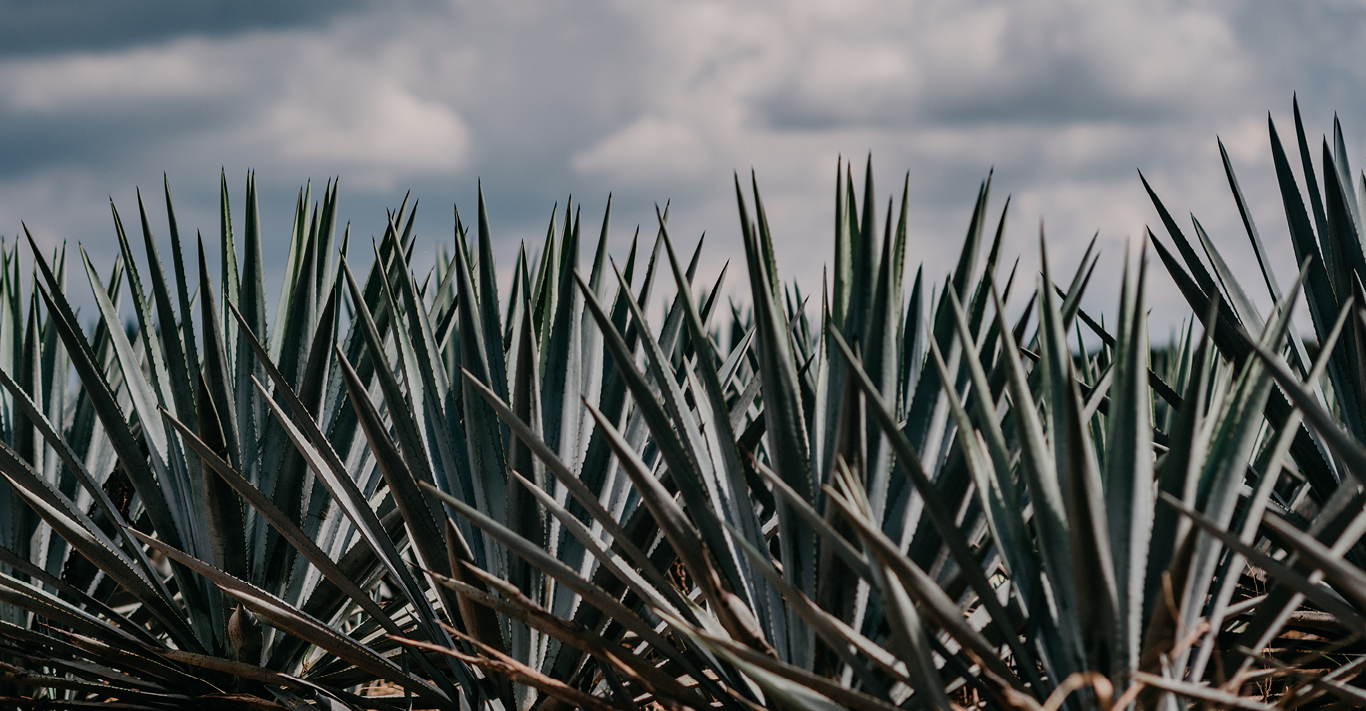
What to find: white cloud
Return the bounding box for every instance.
[573,117,710,180]
[0,41,234,111]
[254,82,469,188]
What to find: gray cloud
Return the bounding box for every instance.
[1,0,1364,339]
[0,0,369,58]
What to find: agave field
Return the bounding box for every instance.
[2,98,1366,710]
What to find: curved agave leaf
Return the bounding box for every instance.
[128,527,453,708]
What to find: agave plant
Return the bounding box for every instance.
[1130,98,1366,706]
[0,176,486,710]
[4,99,1366,711]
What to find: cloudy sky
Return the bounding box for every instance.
[2,1,1364,339]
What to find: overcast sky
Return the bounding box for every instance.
[2,1,1364,340]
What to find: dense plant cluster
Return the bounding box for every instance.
[1,98,1365,710]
